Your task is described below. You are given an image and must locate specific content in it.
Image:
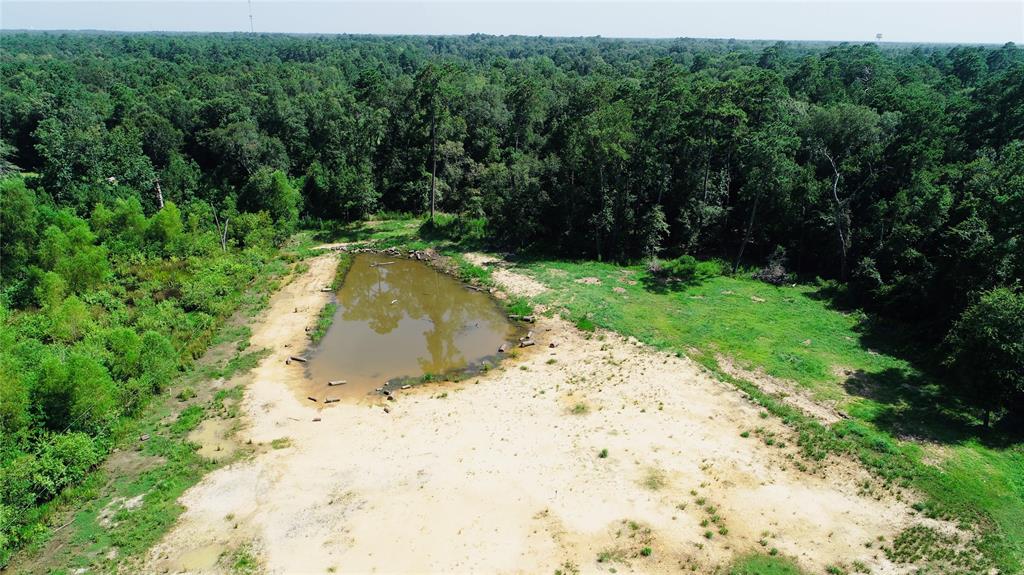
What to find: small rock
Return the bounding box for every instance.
[387,395,396,402]
[802,339,812,346]
[312,417,322,422]
[139,434,150,442]
[549,341,559,348]
[383,406,391,414]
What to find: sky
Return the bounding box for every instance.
[1,1,1021,44]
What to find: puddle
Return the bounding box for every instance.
[175,542,224,571]
[188,418,236,460]
[306,253,517,400]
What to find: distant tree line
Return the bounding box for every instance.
[0,34,1021,470]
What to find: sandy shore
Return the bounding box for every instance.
[142,249,946,574]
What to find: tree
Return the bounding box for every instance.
[733,122,799,273]
[945,287,1024,426]
[803,102,886,279]
[241,168,301,239]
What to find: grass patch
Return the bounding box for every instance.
[642,467,667,490]
[729,553,807,575]
[310,302,337,343]
[570,402,590,415]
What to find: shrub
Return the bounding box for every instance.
[651,255,722,283]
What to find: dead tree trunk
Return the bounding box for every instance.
[429,96,437,225]
[213,210,230,253]
[154,178,164,209]
[824,151,850,281]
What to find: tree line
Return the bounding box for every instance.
[1,33,1022,558]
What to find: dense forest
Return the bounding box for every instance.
[1,32,1022,563]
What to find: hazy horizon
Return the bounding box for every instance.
[2,1,1022,45]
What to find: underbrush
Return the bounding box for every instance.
[1,237,288,570]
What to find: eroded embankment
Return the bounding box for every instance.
[141,248,953,574]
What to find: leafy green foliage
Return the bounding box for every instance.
[0,175,272,565]
[945,287,1024,423]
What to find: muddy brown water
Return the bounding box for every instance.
[306,253,518,400]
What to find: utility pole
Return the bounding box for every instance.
[248,0,254,33]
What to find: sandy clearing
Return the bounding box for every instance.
[142,250,943,575]
[464,252,549,297]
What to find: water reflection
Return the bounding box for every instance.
[306,254,515,399]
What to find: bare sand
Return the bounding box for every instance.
[141,249,946,574]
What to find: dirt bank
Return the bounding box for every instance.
[142,249,945,574]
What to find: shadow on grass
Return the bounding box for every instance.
[639,273,710,294]
[312,220,383,243]
[814,286,1024,448]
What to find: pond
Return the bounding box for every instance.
[306,253,518,400]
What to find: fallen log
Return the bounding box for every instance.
[522,315,536,323]
[312,417,322,422]
[498,343,508,353]
[401,384,411,390]
[290,356,308,363]
[320,287,333,292]
[328,380,347,386]
[324,398,340,404]
[520,339,536,348]
[549,341,559,348]
[371,261,395,267]
[386,395,396,402]
[307,396,318,402]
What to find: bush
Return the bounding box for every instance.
[651,255,722,283]
[32,432,101,499]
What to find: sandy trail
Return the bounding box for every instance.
[143,250,938,574]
